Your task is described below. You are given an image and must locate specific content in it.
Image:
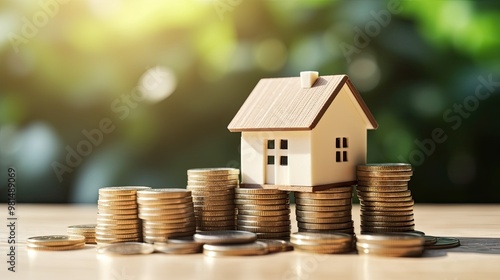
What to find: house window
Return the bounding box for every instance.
[280,156,288,166]
[335,137,348,162]
[267,140,275,149]
[267,156,275,165]
[280,140,288,150]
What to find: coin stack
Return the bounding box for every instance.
[294,186,355,235]
[356,234,424,257]
[290,232,353,254]
[235,188,291,239]
[27,235,86,251]
[356,163,415,234]
[137,188,196,243]
[186,168,239,231]
[67,224,96,244]
[96,186,150,245]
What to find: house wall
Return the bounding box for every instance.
[240,130,312,185]
[310,85,368,185]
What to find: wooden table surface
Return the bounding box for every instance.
[1,204,500,280]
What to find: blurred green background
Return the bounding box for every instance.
[0,0,499,204]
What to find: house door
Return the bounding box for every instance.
[265,139,289,185]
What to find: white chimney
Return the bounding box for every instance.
[300,71,319,89]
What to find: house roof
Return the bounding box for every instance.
[228,74,378,132]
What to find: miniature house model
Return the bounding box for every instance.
[228,72,378,192]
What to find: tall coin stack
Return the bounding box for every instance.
[96,186,150,245]
[137,189,196,243]
[235,188,291,239]
[356,163,415,233]
[186,168,239,231]
[294,186,355,235]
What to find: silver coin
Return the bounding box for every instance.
[97,242,155,255]
[194,230,257,244]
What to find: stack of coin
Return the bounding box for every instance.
[235,188,291,239]
[96,186,150,245]
[356,164,415,234]
[290,232,353,254]
[194,230,268,256]
[27,235,86,251]
[186,168,239,231]
[154,238,204,254]
[294,186,354,235]
[137,188,196,243]
[356,233,424,257]
[67,224,96,244]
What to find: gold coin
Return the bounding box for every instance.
[362,215,414,222]
[27,243,85,251]
[237,209,290,216]
[67,224,96,232]
[295,192,352,200]
[290,232,352,244]
[187,168,240,176]
[356,243,423,257]
[143,228,196,236]
[360,210,413,216]
[98,203,138,210]
[195,210,235,217]
[98,208,138,215]
[97,242,154,255]
[296,210,351,219]
[298,228,355,235]
[95,233,141,239]
[139,207,194,215]
[96,217,140,224]
[67,232,96,238]
[357,170,413,178]
[137,188,192,198]
[357,163,412,172]
[237,220,291,227]
[361,206,414,212]
[96,238,140,244]
[202,242,268,257]
[139,213,195,221]
[295,198,351,206]
[95,228,140,235]
[193,205,235,211]
[360,225,415,232]
[361,220,415,227]
[235,199,289,205]
[356,233,424,247]
[99,186,150,195]
[237,215,290,222]
[197,220,236,227]
[357,181,408,187]
[27,235,86,246]
[97,195,137,202]
[307,186,354,193]
[235,193,289,200]
[360,200,414,207]
[192,194,234,201]
[198,226,236,231]
[187,182,238,188]
[97,200,137,206]
[356,190,411,197]
[193,230,257,244]
[296,204,352,212]
[255,232,291,239]
[197,215,236,221]
[193,200,233,206]
[295,246,353,254]
[298,221,353,230]
[236,204,289,211]
[137,196,193,205]
[356,186,409,193]
[238,225,291,233]
[235,188,287,195]
[357,176,411,182]
[359,196,413,203]
[143,220,196,228]
[188,174,240,181]
[297,216,352,224]
[258,239,293,253]
[189,190,235,198]
[97,213,138,220]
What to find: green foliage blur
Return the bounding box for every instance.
[0,0,499,203]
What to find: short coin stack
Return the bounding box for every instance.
[195,230,268,256]
[27,235,86,251]
[96,186,150,245]
[290,232,353,254]
[137,188,196,243]
[356,163,415,234]
[294,186,354,235]
[67,224,96,244]
[235,188,291,239]
[356,233,424,257]
[186,168,239,231]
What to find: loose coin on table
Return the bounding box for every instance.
[27,235,86,251]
